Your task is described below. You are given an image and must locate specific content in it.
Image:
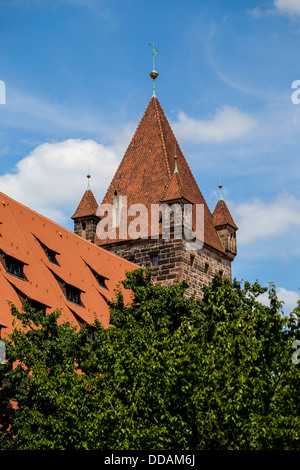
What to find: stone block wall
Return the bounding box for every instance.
[74,217,99,243]
[101,237,231,301]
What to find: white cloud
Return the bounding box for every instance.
[232,193,300,245]
[0,139,119,224]
[258,286,299,313]
[172,106,256,144]
[274,0,300,16]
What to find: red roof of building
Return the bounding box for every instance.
[0,192,136,338]
[160,171,193,204]
[72,189,99,219]
[212,199,238,230]
[98,97,227,252]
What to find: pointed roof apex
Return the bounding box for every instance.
[87,173,91,190]
[218,184,223,201]
[213,198,238,230]
[72,188,99,219]
[161,171,192,204]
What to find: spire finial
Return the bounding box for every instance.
[149,42,159,97]
[174,144,179,173]
[87,167,91,190]
[218,176,223,201]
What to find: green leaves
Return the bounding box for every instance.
[1,268,300,449]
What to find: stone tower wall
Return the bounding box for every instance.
[101,237,231,301]
[74,217,99,243]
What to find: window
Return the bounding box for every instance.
[95,273,107,289]
[84,261,109,290]
[48,269,83,307]
[81,221,86,231]
[150,255,159,267]
[5,255,24,279]
[28,299,47,315]
[190,254,195,267]
[65,284,81,305]
[46,248,57,264]
[204,263,210,274]
[35,237,59,264]
[219,270,224,277]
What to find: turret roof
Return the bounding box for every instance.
[212,198,238,230]
[72,189,99,219]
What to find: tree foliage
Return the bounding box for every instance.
[1,269,300,450]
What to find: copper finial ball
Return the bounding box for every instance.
[149,70,159,80]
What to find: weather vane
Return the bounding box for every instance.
[149,42,159,97]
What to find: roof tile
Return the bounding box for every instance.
[72,189,99,219]
[212,199,238,230]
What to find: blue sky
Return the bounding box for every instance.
[0,0,300,313]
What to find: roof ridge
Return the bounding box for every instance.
[101,97,154,204]
[153,97,171,179]
[0,192,75,236]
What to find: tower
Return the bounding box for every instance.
[71,174,100,243]
[72,52,238,300]
[212,185,238,261]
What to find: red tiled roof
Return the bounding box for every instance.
[72,189,98,219]
[160,171,193,204]
[0,192,136,338]
[98,96,225,253]
[212,199,238,230]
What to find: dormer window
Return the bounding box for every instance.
[83,260,109,290]
[46,247,58,264]
[65,284,81,305]
[48,269,83,306]
[28,298,47,315]
[95,273,107,289]
[35,236,59,264]
[5,255,24,279]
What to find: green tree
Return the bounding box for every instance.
[0,269,300,450]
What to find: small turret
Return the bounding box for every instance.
[71,174,100,243]
[212,185,238,260]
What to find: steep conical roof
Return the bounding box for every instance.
[72,189,99,219]
[100,96,225,252]
[213,199,238,230]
